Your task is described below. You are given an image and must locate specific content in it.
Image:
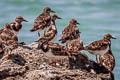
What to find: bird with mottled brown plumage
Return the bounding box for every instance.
[37,39,67,56]
[84,34,116,63]
[30,7,55,37]
[36,14,61,42]
[10,16,28,36]
[65,38,84,56]
[0,23,18,41]
[59,19,80,43]
[0,16,27,41]
[99,49,115,72]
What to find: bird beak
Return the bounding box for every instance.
[76,22,80,25]
[51,10,56,13]
[112,36,116,39]
[23,19,28,22]
[57,17,62,19]
[59,39,61,41]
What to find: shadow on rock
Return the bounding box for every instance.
[68,53,111,74]
[11,54,26,66]
[0,68,11,79]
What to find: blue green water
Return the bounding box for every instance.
[0,0,120,79]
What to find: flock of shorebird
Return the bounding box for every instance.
[0,7,115,72]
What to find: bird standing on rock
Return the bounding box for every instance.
[99,49,115,72]
[30,7,55,37]
[59,19,80,43]
[84,34,116,63]
[59,19,83,57]
[0,16,27,60]
[9,16,28,36]
[37,39,68,66]
[36,14,62,42]
[0,24,18,41]
[0,16,27,36]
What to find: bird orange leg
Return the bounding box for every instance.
[49,62,57,67]
[6,50,12,60]
[38,32,40,37]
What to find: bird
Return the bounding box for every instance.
[0,23,18,41]
[99,49,115,72]
[9,16,28,36]
[37,39,67,57]
[30,7,55,37]
[37,39,68,66]
[84,34,116,63]
[0,16,27,38]
[36,14,62,42]
[65,38,84,56]
[59,19,80,43]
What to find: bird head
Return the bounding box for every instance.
[15,16,28,23]
[103,34,116,40]
[69,19,80,25]
[43,7,55,14]
[51,14,62,21]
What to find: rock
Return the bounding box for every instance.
[0,42,114,80]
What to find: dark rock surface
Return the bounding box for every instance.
[0,42,114,80]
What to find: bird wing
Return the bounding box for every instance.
[99,50,115,71]
[85,39,110,51]
[32,15,51,31]
[0,29,18,41]
[48,43,67,56]
[60,25,80,43]
[38,29,56,41]
[60,26,71,43]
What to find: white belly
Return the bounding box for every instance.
[88,46,109,56]
[44,49,53,57]
[44,49,68,59]
[50,34,57,42]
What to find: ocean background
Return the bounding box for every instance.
[0,0,120,79]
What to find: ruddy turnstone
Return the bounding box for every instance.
[59,19,80,43]
[0,24,18,41]
[37,39,67,57]
[99,49,115,72]
[37,39,68,66]
[10,16,28,36]
[66,38,84,56]
[30,7,55,37]
[36,14,61,42]
[84,34,116,63]
[0,16,27,36]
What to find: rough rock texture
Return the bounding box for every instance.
[0,42,114,80]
